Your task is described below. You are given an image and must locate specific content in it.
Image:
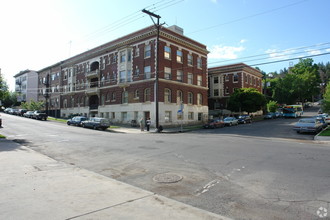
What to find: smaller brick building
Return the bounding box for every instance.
[208,63,263,115]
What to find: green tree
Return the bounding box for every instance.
[290,58,320,102]
[227,88,267,114]
[267,100,278,112]
[321,82,330,113]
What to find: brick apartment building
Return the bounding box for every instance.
[208,63,263,115]
[38,25,209,127]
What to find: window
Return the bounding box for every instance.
[177,70,183,82]
[188,73,193,84]
[144,88,151,102]
[188,112,194,120]
[177,90,183,104]
[214,76,219,84]
[120,51,126,63]
[107,93,111,101]
[135,67,140,77]
[122,91,128,104]
[198,113,203,121]
[121,112,128,122]
[165,111,172,122]
[164,46,171,59]
[225,87,229,94]
[197,93,202,105]
[197,57,202,68]
[233,74,239,82]
[214,89,219,96]
[164,88,171,103]
[145,44,151,58]
[197,75,202,86]
[187,54,193,66]
[85,96,89,106]
[176,50,183,63]
[144,66,151,79]
[127,49,132,62]
[63,99,67,108]
[101,95,105,105]
[164,67,171,79]
[119,71,126,83]
[134,90,139,99]
[135,47,140,57]
[225,75,229,81]
[188,92,193,104]
[112,92,116,101]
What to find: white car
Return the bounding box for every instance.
[293,118,323,134]
[223,117,239,126]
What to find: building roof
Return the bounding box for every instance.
[37,25,208,72]
[208,63,263,77]
[14,69,37,78]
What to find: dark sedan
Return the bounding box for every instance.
[81,117,110,130]
[238,115,252,124]
[67,116,88,126]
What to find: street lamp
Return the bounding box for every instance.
[142,9,163,132]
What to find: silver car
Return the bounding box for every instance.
[223,117,239,126]
[293,118,323,134]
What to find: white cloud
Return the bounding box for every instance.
[265,48,293,60]
[209,45,245,59]
[306,49,321,55]
[211,0,218,3]
[240,39,247,44]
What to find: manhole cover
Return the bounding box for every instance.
[153,173,183,183]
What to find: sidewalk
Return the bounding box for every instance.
[110,125,200,134]
[0,139,230,220]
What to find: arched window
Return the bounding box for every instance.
[164,89,171,103]
[85,96,89,106]
[63,99,67,108]
[144,88,151,102]
[134,89,139,99]
[177,90,183,104]
[188,92,193,105]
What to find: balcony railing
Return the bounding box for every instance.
[86,69,99,78]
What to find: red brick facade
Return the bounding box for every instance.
[208,63,263,111]
[37,25,208,126]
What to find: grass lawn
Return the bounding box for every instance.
[318,127,330,136]
[0,134,6,138]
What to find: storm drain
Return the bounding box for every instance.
[153,173,183,183]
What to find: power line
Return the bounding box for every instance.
[188,0,309,35]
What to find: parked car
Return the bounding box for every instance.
[318,113,330,124]
[237,115,252,124]
[203,118,225,129]
[11,109,19,115]
[223,117,239,126]
[17,109,28,116]
[81,117,110,130]
[314,116,328,129]
[32,111,48,120]
[67,116,88,126]
[293,118,323,134]
[264,112,276,119]
[23,111,35,118]
[4,108,13,114]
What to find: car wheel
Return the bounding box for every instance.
[93,125,97,130]
[83,124,86,128]
[67,122,70,125]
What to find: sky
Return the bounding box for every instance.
[1,0,330,91]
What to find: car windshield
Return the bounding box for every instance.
[298,119,315,123]
[224,118,232,121]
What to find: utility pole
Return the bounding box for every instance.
[142,9,163,132]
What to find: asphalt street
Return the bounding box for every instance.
[1,108,329,220]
